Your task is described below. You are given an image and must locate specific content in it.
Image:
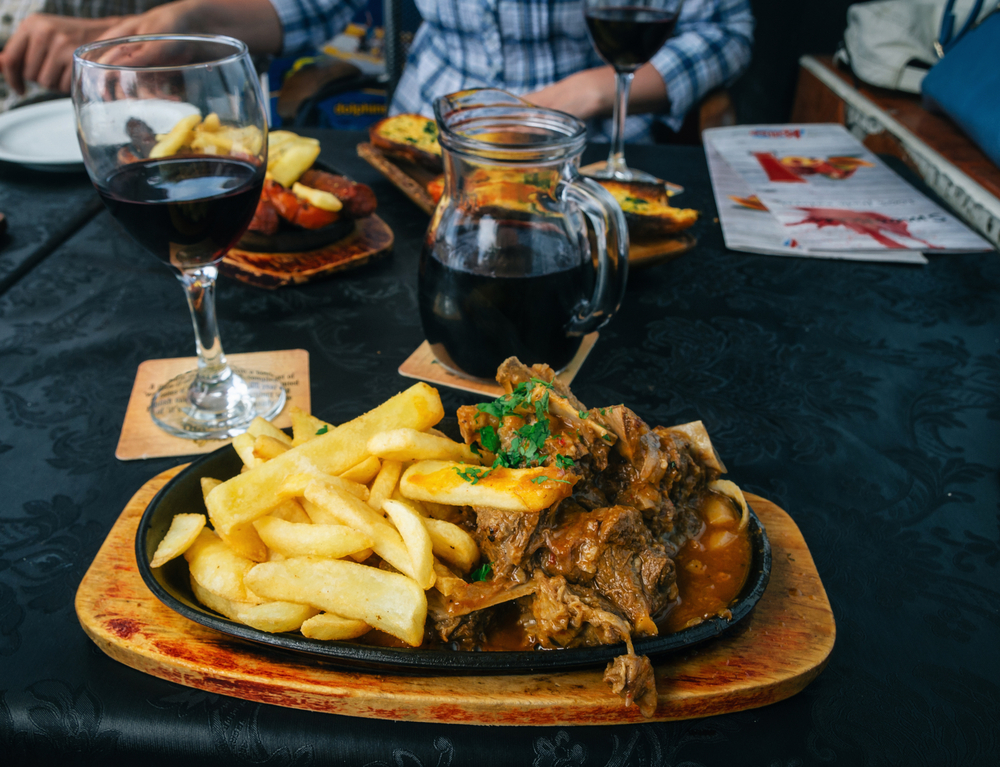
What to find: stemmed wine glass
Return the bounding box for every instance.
[584,0,684,181]
[73,35,286,440]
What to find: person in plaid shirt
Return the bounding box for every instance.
[0,0,752,140]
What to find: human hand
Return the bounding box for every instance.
[0,14,122,95]
[526,64,669,120]
[525,67,617,120]
[95,1,196,43]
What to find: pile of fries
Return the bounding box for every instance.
[149,383,574,647]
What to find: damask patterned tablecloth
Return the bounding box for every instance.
[0,132,997,766]
[0,161,103,293]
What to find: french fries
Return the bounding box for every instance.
[151,380,570,649]
[204,382,443,536]
[400,460,577,512]
[246,557,427,646]
[149,112,264,159]
[150,513,206,568]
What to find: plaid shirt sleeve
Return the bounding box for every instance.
[268,0,369,56]
[650,0,754,129]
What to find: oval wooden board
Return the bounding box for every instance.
[220,214,393,289]
[75,467,835,725]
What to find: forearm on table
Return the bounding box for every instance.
[131,0,284,54]
[527,63,668,121]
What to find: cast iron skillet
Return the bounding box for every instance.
[135,421,771,674]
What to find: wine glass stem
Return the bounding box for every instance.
[177,265,232,387]
[606,70,634,177]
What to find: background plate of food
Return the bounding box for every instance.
[223,130,392,288]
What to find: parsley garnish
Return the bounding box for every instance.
[531,475,570,484]
[555,454,576,469]
[315,425,329,435]
[454,466,490,485]
[578,410,588,419]
[479,424,501,453]
[469,562,492,582]
[625,196,648,206]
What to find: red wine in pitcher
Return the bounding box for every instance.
[585,7,678,71]
[99,156,263,269]
[418,247,587,380]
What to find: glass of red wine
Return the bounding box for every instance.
[73,35,286,440]
[584,0,683,181]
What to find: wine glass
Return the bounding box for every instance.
[584,0,684,181]
[73,35,286,440]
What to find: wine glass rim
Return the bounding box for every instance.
[73,33,249,71]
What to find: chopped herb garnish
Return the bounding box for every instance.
[578,410,589,419]
[455,466,490,485]
[470,441,481,456]
[473,379,560,472]
[601,434,614,442]
[315,425,329,435]
[469,562,492,582]
[531,475,570,484]
[555,454,576,469]
[625,196,648,206]
[479,424,501,453]
[423,122,437,136]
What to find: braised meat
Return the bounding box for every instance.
[448,357,729,715]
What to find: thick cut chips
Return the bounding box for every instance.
[246,556,427,646]
[382,499,435,589]
[184,528,260,603]
[367,428,481,463]
[300,612,371,641]
[205,383,444,536]
[400,460,576,512]
[191,579,318,633]
[253,516,374,559]
[150,513,206,568]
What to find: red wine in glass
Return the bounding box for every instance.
[98,156,264,269]
[583,0,684,181]
[585,7,678,71]
[74,34,286,441]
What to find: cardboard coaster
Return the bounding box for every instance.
[398,334,599,397]
[116,349,310,461]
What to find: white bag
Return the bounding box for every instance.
[835,0,993,93]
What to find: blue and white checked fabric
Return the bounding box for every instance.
[268,0,753,143]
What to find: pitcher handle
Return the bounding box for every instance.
[559,175,629,336]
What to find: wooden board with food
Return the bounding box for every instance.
[358,113,699,266]
[86,356,830,725]
[76,438,836,726]
[225,130,392,288]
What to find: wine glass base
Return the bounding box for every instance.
[150,367,286,440]
[583,162,663,184]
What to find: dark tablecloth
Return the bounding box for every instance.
[0,132,997,767]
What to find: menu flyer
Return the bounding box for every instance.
[703,124,992,260]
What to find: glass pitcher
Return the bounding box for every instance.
[418,89,629,380]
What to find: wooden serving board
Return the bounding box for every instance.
[76,466,835,725]
[357,142,696,268]
[220,215,393,289]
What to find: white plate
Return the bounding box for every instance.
[78,99,201,148]
[0,99,83,172]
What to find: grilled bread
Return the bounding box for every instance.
[595,179,698,240]
[369,114,443,172]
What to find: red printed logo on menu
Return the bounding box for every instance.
[753,153,875,183]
